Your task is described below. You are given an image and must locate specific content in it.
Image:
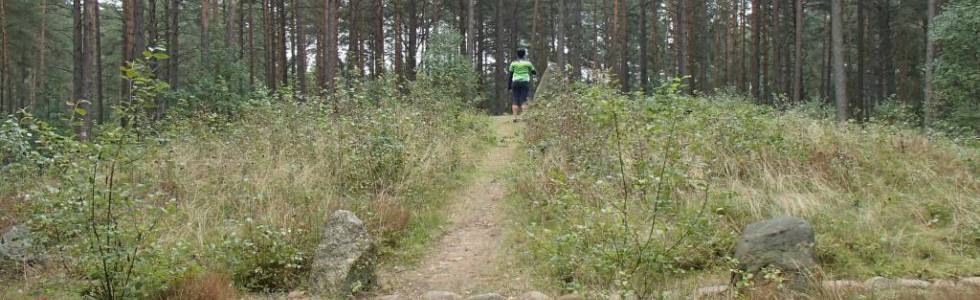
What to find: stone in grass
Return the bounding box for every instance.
[0,225,39,264]
[465,293,505,300]
[821,280,867,292]
[423,291,463,300]
[695,285,729,298]
[310,210,377,296]
[931,279,957,289]
[520,291,552,300]
[556,294,585,300]
[732,216,817,291]
[960,277,980,288]
[865,277,930,290]
[373,295,407,300]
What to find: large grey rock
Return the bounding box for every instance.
[556,294,584,300]
[465,293,505,300]
[310,210,376,296]
[519,291,552,300]
[960,277,980,288]
[422,291,462,300]
[821,280,867,292]
[732,217,816,290]
[1,225,36,263]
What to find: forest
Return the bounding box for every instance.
[0,0,976,132]
[0,0,978,299]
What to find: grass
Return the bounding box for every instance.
[0,97,491,297]
[509,81,980,296]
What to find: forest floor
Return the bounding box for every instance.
[371,116,534,298]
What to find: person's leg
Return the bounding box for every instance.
[512,104,520,119]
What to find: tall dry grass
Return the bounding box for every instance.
[512,82,979,296]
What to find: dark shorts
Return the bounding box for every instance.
[511,80,531,106]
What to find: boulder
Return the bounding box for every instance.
[931,279,957,289]
[310,210,376,296]
[695,285,729,298]
[520,291,552,300]
[422,291,463,300]
[960,277,980,288]
[732,217,816,290]
[896,279,931,289]
[821,280,866,292]
[0,225,38,264]
[465,293,505,300]
[556,294,584,300]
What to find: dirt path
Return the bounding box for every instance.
[375,116,530,297]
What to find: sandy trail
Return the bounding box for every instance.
[375,116,530,298]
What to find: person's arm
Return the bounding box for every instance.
[530,63,538,77]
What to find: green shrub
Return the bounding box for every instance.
[514,79,979,296]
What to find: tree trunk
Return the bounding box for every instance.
[202,0,210,67]
[167,0,181,90]
[278,0,287,87]
[923,0,938,128]
[33,0,48,113]
[773,0,782,96]
[650,0,660,87]
[226,0,238,56]
[877,0,894,99]
[148,0,159,71]
[248,0,255,87]
[327,0,339,92]
[677,0,688,79]
[494,0,506,115]
[831,0,848,122]
[73,0,83,109]
[395,0,405,79]
[78,0,98,141]
[639,0,648,94]
[465,0,475,59]
[569,0,583,80]
[94,0,104,124]
[351,0,362,76]
[296,0,307,98]
[793,0,803,102]
[856,0,866,119]
[373,0,384,77]
[123,0,137,120]
[263,0,276,89]
[751,0,761,100]
[0,0,8,113]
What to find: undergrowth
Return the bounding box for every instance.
[0,72,488,298]
[511,80,979,297]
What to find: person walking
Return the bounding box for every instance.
[508,49,536,122]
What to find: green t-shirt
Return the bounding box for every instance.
[509,60,536,82]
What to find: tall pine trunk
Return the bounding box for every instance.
[0,0,8,113]
[494,0,506,115]
[167,0,181,90]
[395,0,405,79]
[295,0,307,98]
[373,0,384,77]
[202,0,210,67]
[793,0,803,102]
[831,0,848,122]
[923,0,938,127]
